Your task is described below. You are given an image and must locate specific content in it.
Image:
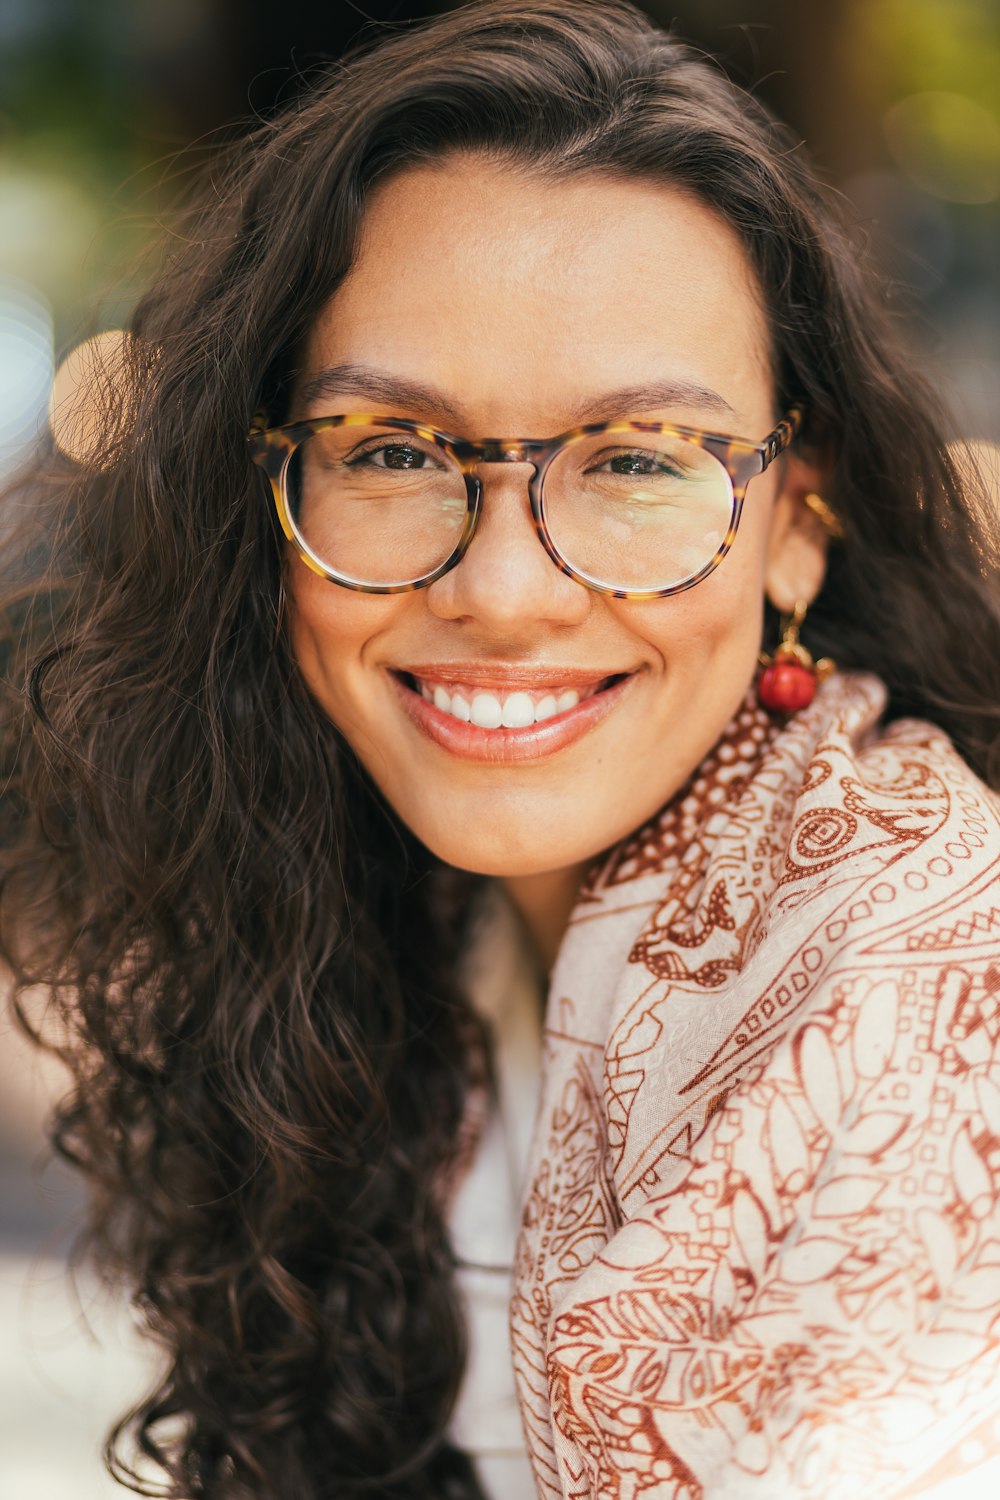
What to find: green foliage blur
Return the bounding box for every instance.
[855,0,1000,116]
[0,0,159,341]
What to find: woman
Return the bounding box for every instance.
[3,2,1000,1497]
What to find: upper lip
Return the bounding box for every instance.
[395,662,635,689]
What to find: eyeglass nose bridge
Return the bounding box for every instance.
[443,436,568,583]
[452,436,551,469]
[444,438,584,595]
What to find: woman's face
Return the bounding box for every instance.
[286,159,825,881]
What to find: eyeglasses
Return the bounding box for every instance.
[248,408,802,599]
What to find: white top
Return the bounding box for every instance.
[447,888,545,1500]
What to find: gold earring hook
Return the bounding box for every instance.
[803,492,845,539]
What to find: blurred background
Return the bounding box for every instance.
[2,0,999,486]
[1,0,998,1495]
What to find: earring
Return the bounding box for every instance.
[803,492,845,539]
[757,599,836,713]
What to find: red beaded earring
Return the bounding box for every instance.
[757,599,836,713]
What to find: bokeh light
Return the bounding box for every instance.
[49,328,132,466]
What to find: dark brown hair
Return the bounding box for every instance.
[2,3,998,1497]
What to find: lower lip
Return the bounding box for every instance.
[390,672,635,763]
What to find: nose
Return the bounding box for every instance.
[425,463,591,629]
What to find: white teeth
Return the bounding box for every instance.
[470,692,503,729]
[501,691,535,728]
[415,677,600,728]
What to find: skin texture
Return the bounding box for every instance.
[286,158,828,966]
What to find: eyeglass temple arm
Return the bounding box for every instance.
[762,407,804,468]
[247,411,290,480]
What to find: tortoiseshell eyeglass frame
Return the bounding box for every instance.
[247,407,803,600]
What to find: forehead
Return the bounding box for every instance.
[301,158,775,431]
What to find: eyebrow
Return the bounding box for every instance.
[296,361,737,429]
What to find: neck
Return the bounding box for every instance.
[500,861,591,974]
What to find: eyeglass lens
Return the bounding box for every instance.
[285,423,735,591]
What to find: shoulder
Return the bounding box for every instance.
[620,670,1000,986]
[554,673,1000,1203]
[763,675,999,927]
[534,683,1000,1495]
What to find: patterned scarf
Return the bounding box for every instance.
[510,670,1000,1499]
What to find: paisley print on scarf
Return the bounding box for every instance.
[511,673,1000,1499]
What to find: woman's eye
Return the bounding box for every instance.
[591,449,683,479]
[353,443,431,470]
[609,452,658,476]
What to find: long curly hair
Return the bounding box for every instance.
[2,3,999,1497]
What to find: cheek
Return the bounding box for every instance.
[614,499,773,791]
[284,563,399,727]
[637,613,762,829]
[629,488,773,673]
[627,585,764,708]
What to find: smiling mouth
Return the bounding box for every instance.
[394,671,628,729]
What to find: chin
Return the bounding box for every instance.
[397,794,627,879]
[426,836,572,879]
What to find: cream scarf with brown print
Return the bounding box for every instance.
[507,670,1000,1500]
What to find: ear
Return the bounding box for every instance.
[764,450,834,614]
